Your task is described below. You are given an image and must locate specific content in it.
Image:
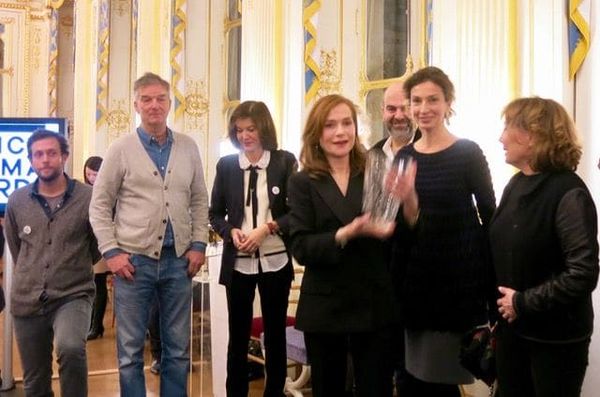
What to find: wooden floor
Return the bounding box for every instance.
[0,294,267,396]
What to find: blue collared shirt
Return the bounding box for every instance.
[137,127,176,248]
[103,128,205,259]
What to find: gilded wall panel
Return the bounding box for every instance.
[0,3,30,115]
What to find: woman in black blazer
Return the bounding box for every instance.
[288,94,398,397]
[209,101,297,397]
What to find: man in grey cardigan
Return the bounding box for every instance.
[4,129,100,397]
[89,72,209,397]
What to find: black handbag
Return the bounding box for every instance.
[459,324,496,387]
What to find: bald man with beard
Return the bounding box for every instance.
[371,81,420,160]
[369,81,420,396]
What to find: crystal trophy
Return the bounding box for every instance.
[362,151,410,224]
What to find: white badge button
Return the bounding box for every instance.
[23,225,32,235]
[272,186,280,195]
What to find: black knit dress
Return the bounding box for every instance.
[395,139,496,383]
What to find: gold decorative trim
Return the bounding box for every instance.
[0,66,14,76]
[0,3,33,114]
[24,7,31,114]
[222,98,240,115]
[184,80,209,132]
[303,0,321,105]
[0,2,29,10]
[48,6,60,116]
[130,0,137,95]
[184,79,209,118]
[59,15,73,27]
[0,16,15,24]
[420,0,427,68]
[107,99,131,138]
[224,17,240,33]
[317,50,340,98]
[49,0,66,9]
[96,0,110,128]
[30,12,49,21]
[170,0,187,120]
[113,0,129,17]
[32,26,42,70]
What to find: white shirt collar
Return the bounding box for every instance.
[238,150,271,169]
[381,137,396,162]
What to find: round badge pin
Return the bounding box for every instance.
[272,186,280,195]
[23,225,32,235]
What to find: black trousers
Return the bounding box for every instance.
[391,322,408,396]
[304,327,394,397]
[496,324,590,397]
[225,268,291,397]
[402,372,461,397]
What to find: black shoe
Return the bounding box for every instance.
[87,329,104,340]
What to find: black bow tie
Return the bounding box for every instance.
[246,166,260,228]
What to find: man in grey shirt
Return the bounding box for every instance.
[4,129,100,397]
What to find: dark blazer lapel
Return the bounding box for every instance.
[313,172,362,226]
[346,172,364,216]
[266,152,282,207]
[230,161,246,225]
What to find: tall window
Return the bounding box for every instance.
[362,0,410,147]
[222,0,242,156]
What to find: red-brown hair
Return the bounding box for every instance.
[300,94,365,178]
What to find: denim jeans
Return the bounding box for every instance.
[114,247,191,397]
[148,295,161,362]
[13,297,92,397]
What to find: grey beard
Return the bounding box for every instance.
[386,125,414,143]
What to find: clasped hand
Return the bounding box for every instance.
[497,286,518,323]
[232,225,269,254]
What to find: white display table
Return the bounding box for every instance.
[206,242,228,397]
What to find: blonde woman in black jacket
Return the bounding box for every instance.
[288,94,400,397]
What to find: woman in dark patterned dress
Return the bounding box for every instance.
[391,66,496,396]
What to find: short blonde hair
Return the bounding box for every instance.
[502,97,581,172]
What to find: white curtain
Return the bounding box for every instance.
[430,0,513,199]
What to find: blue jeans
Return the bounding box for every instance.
[13,297,92,397]
[114,247,192,397]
